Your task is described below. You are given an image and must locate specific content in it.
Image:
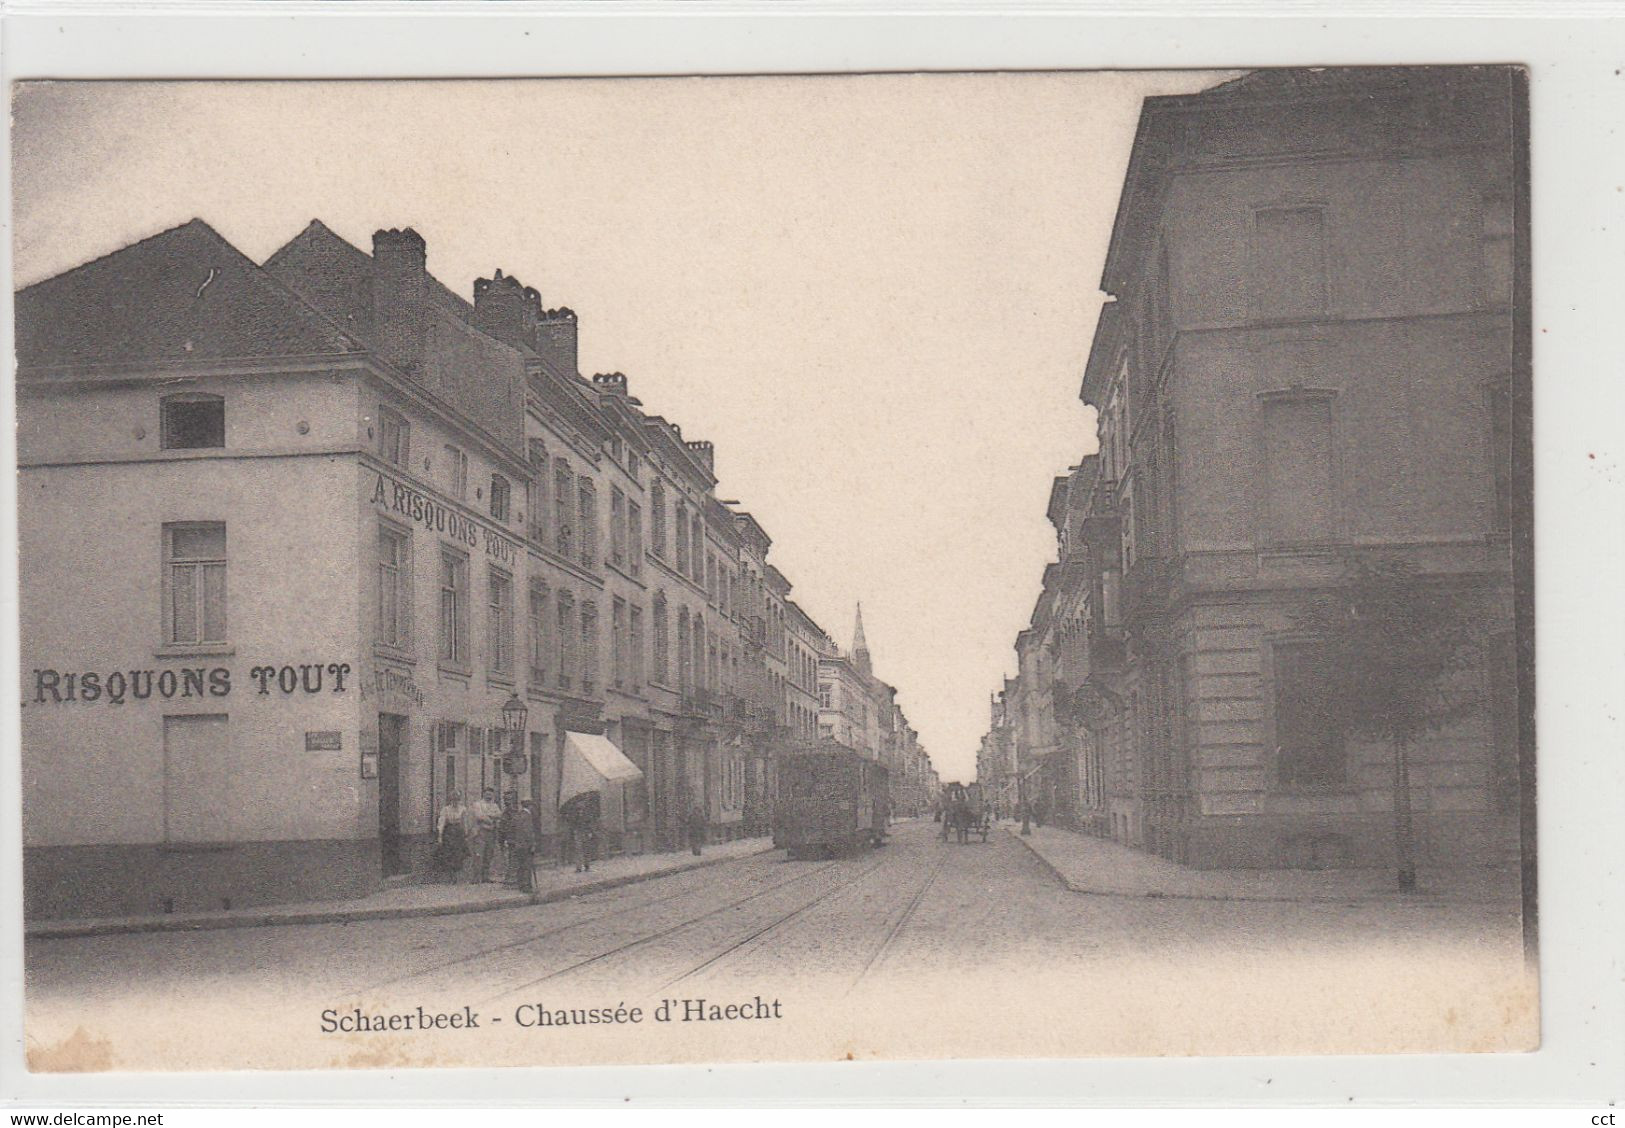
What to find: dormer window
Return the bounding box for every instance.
[161,394,224,450]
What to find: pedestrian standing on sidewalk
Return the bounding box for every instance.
[498,792,518,884]
[508,799,539,893]
[686,804,706,857]
[471,788,503,882]
[434,791,470,883]
[561,791,601,873]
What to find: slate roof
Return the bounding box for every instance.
[15,219,360,372]
[265,217,597,404]
[262,219,483,344]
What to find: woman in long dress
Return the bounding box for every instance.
[435,791,471,882]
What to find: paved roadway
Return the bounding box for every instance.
[24,819,1533,1069]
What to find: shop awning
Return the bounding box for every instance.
[559,731,643,807]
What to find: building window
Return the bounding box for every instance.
[443,444,468,500]
[378,407,410,468]
[556,590,575,691]
[1253,205,1327,320]
[677,609,691,694]
[438,548,469,667]
[611,487,627,569]
[651,481,668,558]
[1121,492,1136,570]
[675,502,689,574]
[578,479,597,569]
[628,501,643,577]
[487,566,514,679]
[627,451,641,484]
[161,394,225,450]
[553,459,573,556]
[490,475,511,523]
[527,440,548,545]
[164,522,227,645]
[377,523,412,649]
[629,604,644,692]
[528,580,548,688]
[653,593,669,685]
[612,597,627,689]
[690,514,704,582]
[580,600,599,695]
[1273,643,1345,789]
[1101,568,1122,629]
[525,478,544,545]
[1261,392,1337,546]
[819,682,833,710]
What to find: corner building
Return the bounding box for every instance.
[18,221,532,916]
[984,67,1528,870]
[1082,67,1526,868]
[19,216,939,919]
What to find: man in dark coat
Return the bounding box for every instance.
[508,798,539,892]
[686,804,707,856]
[561,791,601,873]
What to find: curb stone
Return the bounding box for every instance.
[1004,825,1512,906]
[27,842,777,940]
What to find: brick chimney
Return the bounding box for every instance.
[371,228,428,374]
[537,307,578,376]
[591,372,629,398]
[472,269,540,352]
[685,439,715,473]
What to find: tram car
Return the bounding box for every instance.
[773,742,889,859]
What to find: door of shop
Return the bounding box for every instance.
[378,713,407,875]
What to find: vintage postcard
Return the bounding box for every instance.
[13,68,1535,1073]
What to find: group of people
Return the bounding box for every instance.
[432,789,549,891]
[433,790,714,888]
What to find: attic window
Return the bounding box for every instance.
[161,394,224,450]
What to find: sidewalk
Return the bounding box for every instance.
[1006,823,1521,905]
[27,837,776,940]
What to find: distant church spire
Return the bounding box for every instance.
[852,602,872,678]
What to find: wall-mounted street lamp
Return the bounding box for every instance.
[501,694,528,773]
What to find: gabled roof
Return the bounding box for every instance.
[264,219,527,458]
[263,219,486,343]
[16,219,360,372]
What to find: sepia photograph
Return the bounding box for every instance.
[12,64,1535,1074]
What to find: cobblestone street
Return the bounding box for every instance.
[25,819,1533,1071]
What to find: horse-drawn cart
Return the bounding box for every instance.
[940,782,991,844]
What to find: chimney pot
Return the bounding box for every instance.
[371,228,428,373]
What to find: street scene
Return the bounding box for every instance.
[13,64,1534,1069]
[25,818,1529,1070]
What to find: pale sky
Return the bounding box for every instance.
[12,72,1231,783]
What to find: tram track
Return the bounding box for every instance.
[347,855,842,999]
[848,845,949,992]
[653,852,895,993]
[470,855,870,1007]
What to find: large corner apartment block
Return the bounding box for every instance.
[987,67,1528,871]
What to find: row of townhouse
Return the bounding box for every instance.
[813,606,941,817]
[980,66,1530,870]
[17,217,931,920]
